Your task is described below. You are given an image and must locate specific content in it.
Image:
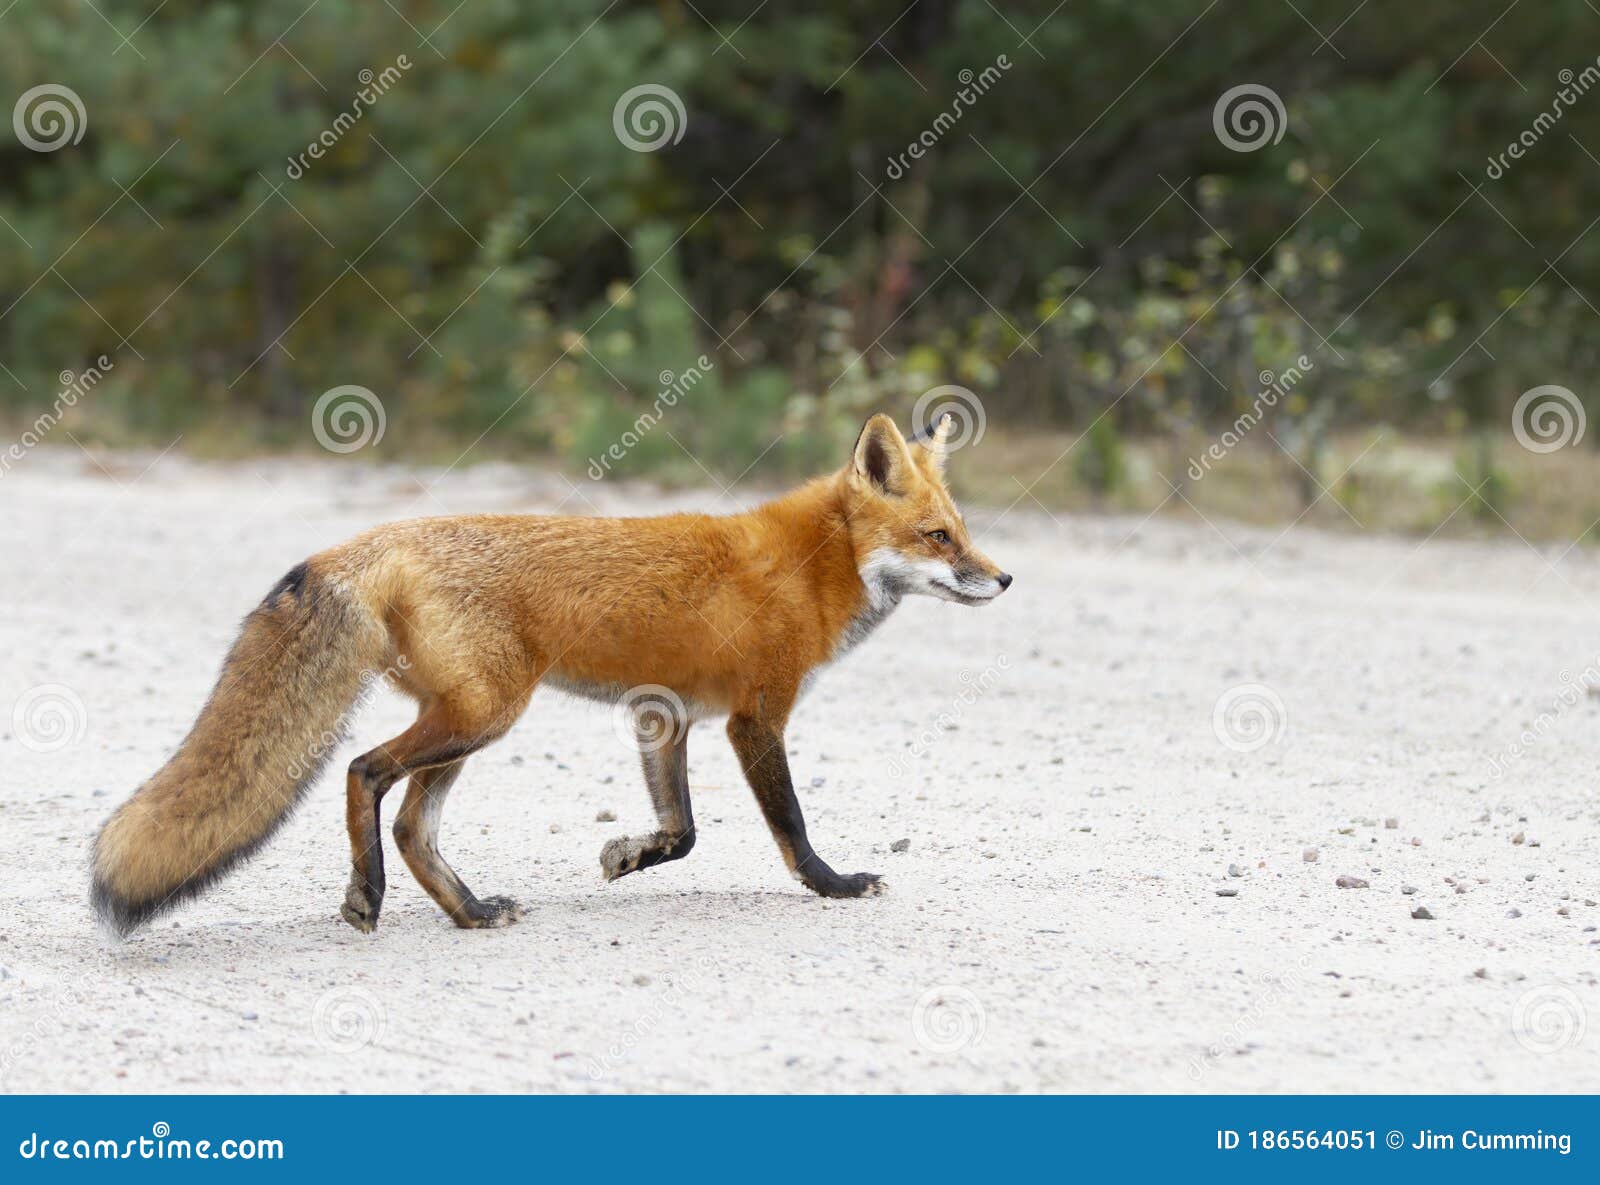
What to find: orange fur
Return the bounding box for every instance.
[91,414,1010,936]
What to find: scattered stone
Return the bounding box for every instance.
[1336,876,1369,889]
[890,838,911,853]
[1216,887,1239,897]
[1472,968,1488,979]
[810,776,825,788]
[1401,885,1419,895]
[1557,906,1571,917]
[1411,906,1435,920]
[1511,832,1525,845]
[548,823,562,834]
[1302,848,1319,863]
[1227,863,1244,878]
[1384,817,1399,829]
[241,1011,258,1021]
[632,974,651,987]
[1508,908,1522,918]
[595,808,617,823]
[1525,873,1537,882]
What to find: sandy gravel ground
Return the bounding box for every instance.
[2,448,1598,1094]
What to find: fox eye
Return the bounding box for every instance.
[926,529,951,545]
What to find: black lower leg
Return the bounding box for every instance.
[726,713,882,899]
[601,728,696,880]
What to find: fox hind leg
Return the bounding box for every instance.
[341,693,523,933]
[601,721,696,882]
[393,759,520,929]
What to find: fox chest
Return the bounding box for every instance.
[797,594,901,703]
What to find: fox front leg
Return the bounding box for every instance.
[601,721,696,881]
[726,712,883,898]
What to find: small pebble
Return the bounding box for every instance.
[1411,906,1435,920]
[595,809,617,822]
[890,838,910,853]
[1227,863,1244,878]
[1401,885,1418,895]
[1302,848,1319,863]
[1384,817,1398,829]
[1216,887,1239,897]
[1336,876,1369,889]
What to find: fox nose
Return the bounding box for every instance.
[997,572,1013,591]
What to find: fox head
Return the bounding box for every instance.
[842,412,1012,606]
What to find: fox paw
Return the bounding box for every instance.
[340,885,381,933]
[806,871,886,899]
[600,834,651,881]
[457,895,521,929]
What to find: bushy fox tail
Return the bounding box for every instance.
[91,562,388,938]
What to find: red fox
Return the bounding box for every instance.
[91,413,1011,936]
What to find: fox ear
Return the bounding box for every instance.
[911,412,953,477]
[851,413,916,495]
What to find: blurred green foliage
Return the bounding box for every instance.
[2,0,1599,489]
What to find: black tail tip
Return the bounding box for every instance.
[90,876,155,941]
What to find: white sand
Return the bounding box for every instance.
[1,448,1596,1093]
